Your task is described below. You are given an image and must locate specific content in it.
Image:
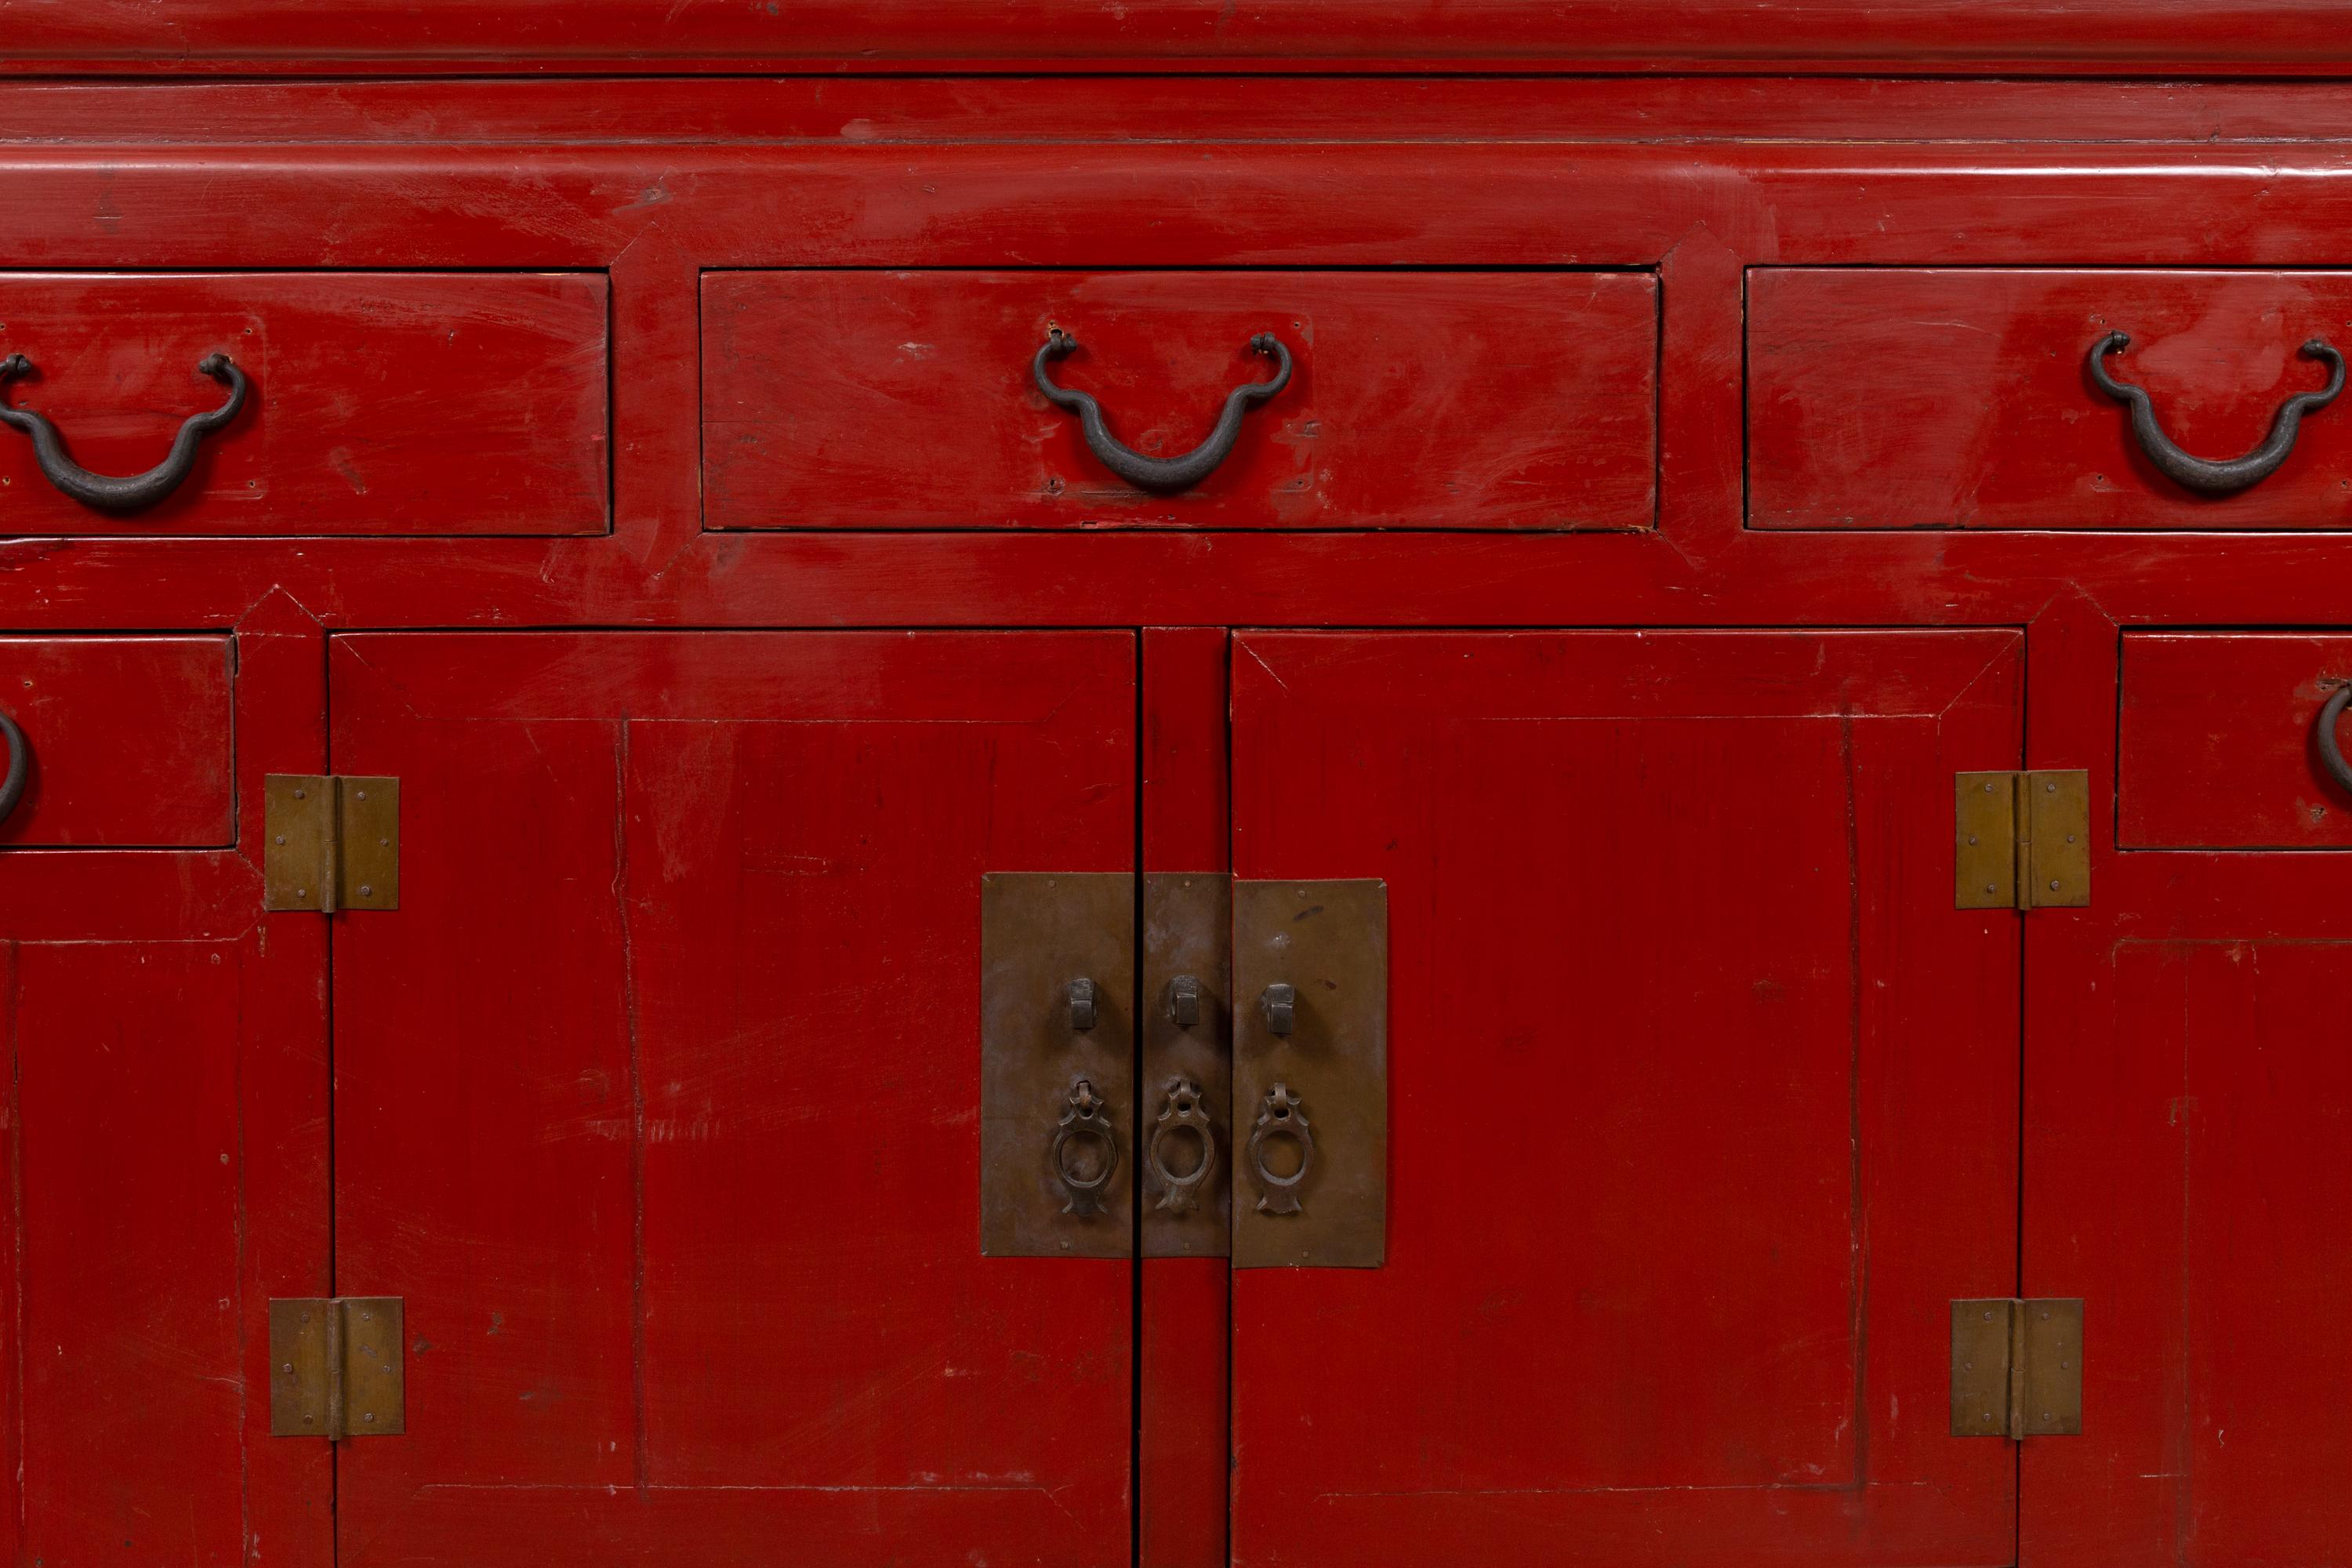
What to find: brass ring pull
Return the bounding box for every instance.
[1051,1076,1120,1218]
[1033,327,1292,493]
[2088,330,2344,495]
[0,709,26,828]
[1247,1081,1314,1217]
[1145,1076,1217,1215]
[2317,684,2352,797]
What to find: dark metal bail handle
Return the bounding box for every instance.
[1247,1081,1314,1217]
[0,351,249,512]
[1146,1075,1218,1216]
[0,708,26,828]
[2088,331,2345,495]
[1033,327,1292,493]
[1051,1076,1121,1218]
[2317,684,2352,797]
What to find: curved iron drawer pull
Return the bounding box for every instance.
[0,351,249,512]
[0,709,25,829]
[2317,684,2352,797]
[1033,327,1291,492]
[2088,331,2344,495]
[1247,1081,1314,1217]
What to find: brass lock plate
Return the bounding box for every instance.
[1232,878,1387,1269]
[979,873,1136,1258]
[1142,873,1232,1258]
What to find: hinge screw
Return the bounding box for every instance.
[356,790,367,801]
[293,789,306,800]
[359,885,372,898]
[2049,880,2061,891]
[363,1412,375,1424]
[282,1362,293,1374]
[274,835,285,845]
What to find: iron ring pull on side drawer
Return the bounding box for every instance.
[2088,330,2345,495]
[0,352,249,512]
[2316,684,2352,797]
[1033,327,1292,492]
[0,709,25,828]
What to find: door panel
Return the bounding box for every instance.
[0,617,331,1568]
[2026,889,2352,1561]
[329,631,1135,1566]
[1228,630,2024,1566]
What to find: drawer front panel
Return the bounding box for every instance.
[0,273,608,535]
[702,270,1657,530]
[1750,269,2352,531]
[2120,631,2352,849]
[0,635,233,847]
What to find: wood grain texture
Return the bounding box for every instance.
[30,78,2352,147]
[0,272,608,536]
[2120,632,2352,848]
[702,270,1657,531]
[0,635,231,845]
[1750,268,2352,531]
[327,630,1135,1566]
[4,0,2352,73]
[1229,630,2022,1566]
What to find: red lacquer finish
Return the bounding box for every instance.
[1228,630,2022,1567]
[4,0,2352,74]
[9,66,2352,1568]
[327,630,1135,1566]
[702,270,1657,531]
[0,634,230,844]
[0,272,608,537]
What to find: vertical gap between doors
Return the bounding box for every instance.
[1131,629,1146,1568]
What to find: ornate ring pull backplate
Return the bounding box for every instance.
[1147,1076,1218,1215]
[0,351,249,511]
[1247,1082,1315,1216]
[0,709,27,829]
[1033,327,1293,492]
[2088,331,2344,495]
[2316,684,2352,797]
[1051,1076,1121,1218]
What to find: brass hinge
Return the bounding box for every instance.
[264,775,399,913]
[268,1297,405,1439]
[1951,1298,2083,1439]
[1955,770,2089,910]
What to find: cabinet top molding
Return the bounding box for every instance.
[5,0,2351,77]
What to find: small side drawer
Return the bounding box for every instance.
[702,269,1657,530]
[0,636,232,847]
[1750,269,2352,530]
[2120,633,2352,849]
[0,273,608,535]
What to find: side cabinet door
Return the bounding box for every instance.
[1227,630,2024,1567]
[2025,631,2352,1564]
[327,632,1135,1566]
[0,625,332,1567]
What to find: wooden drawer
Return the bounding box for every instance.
[0,273,608,535]
[1749,269,2352,530]
[701,270,1658,530]
[0,636,232,847]
[2119,632,2352,849]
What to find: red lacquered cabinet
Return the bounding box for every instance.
[5,11,2352,1568]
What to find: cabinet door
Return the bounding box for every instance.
[2024,632,2352,1564]
[328,632,1134,1566]
[0,626,331,1568]
[1227,630,2024,1567]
